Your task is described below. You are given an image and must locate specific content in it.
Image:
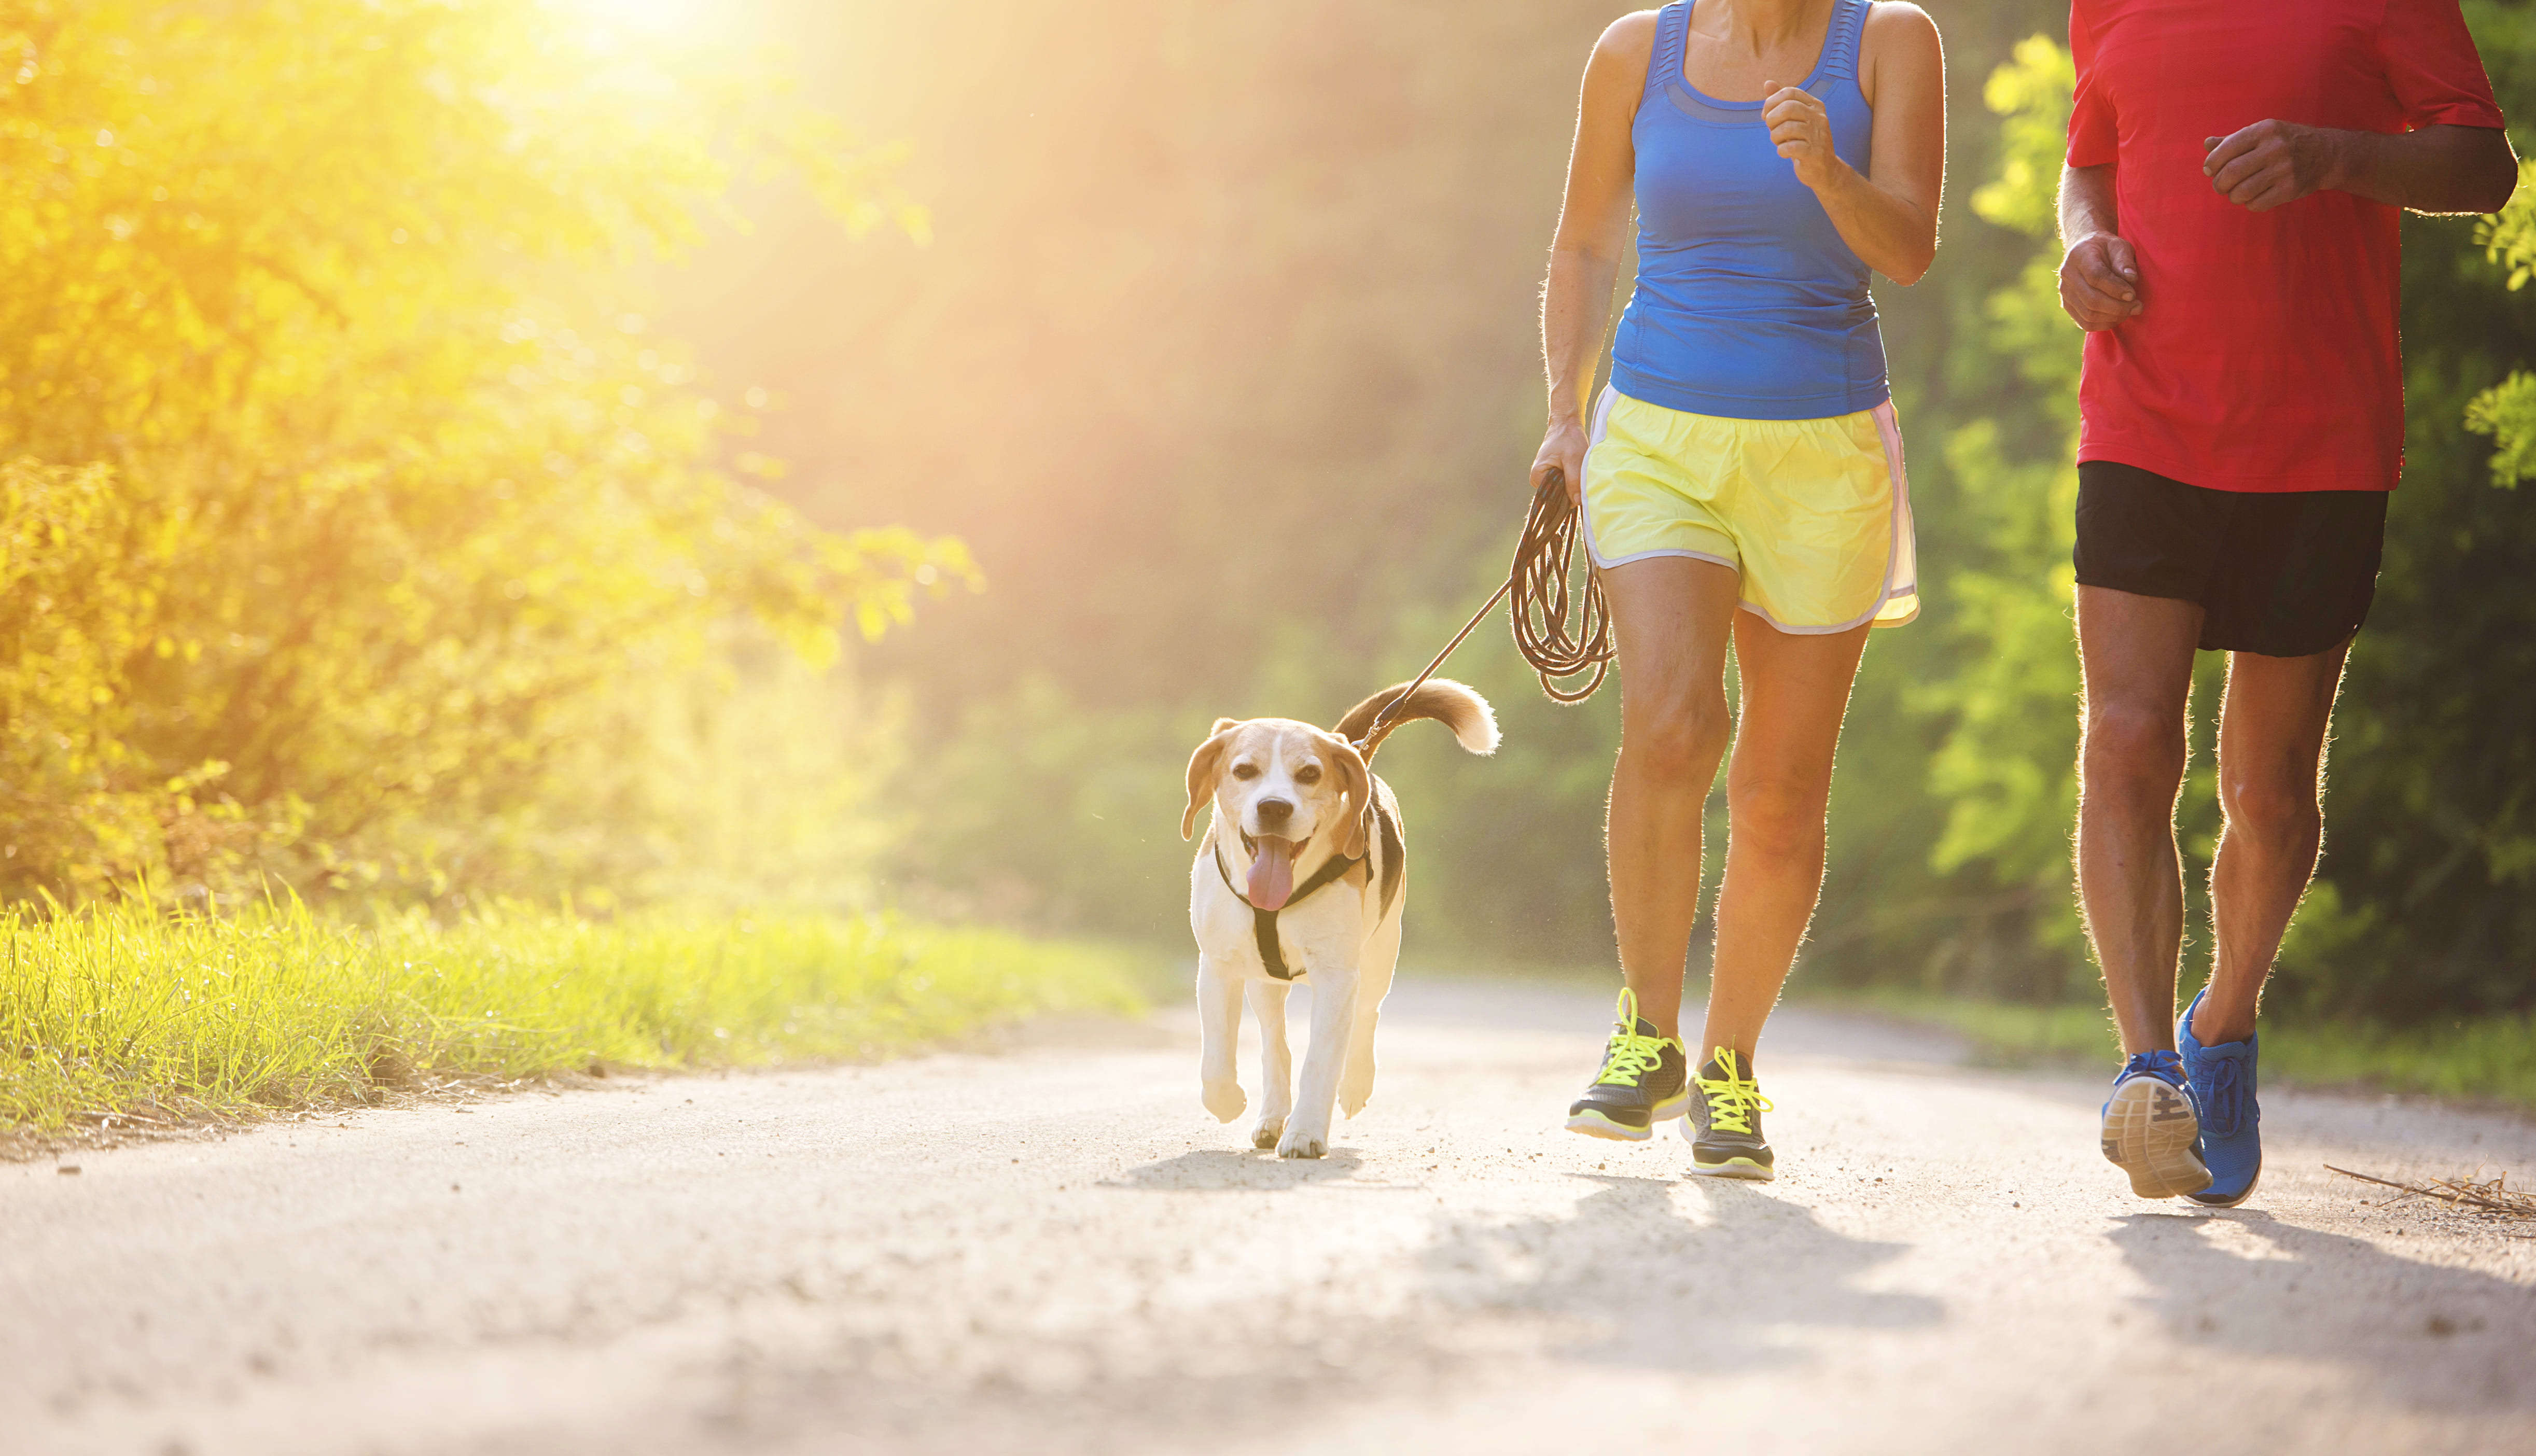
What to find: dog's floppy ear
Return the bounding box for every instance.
[1321,733,1375,860]
[1182,722,1241,841]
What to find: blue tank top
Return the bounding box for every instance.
[1609,0,1888,422]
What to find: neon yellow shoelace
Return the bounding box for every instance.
[1695,1047,1772,1135]
[1593,988,1676,1087]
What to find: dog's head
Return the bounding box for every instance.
[1181,717,1373,908]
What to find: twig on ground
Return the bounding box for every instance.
[2325,1164,2536,1220]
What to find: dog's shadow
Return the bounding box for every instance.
[1105,1146,1365,1192]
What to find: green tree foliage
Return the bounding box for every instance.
[2467,161,2536,483]
[0,1,970,903]
[1917,39,2083,947]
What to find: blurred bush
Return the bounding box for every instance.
[0,0,966,905]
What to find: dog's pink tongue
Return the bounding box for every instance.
[1247,836,1298,911]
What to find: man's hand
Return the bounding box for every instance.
[2204,120,2335,212]
[1532,417,1587,505]
[2059,232,2141,331]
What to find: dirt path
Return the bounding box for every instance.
[6,978,2533,1455]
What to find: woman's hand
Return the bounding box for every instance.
[1532,416,1589,505]
[1794,6,1944,285]
[1763,79,1842,191]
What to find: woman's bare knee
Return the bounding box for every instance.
[1623,695,1732,783]
[1728,776,1829,862]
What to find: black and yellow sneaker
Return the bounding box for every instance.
[1564,989,1690,1142]
[1683,1047,1775,1180]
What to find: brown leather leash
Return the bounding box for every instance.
[1350,465,1614,752]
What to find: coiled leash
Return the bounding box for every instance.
[1349,465,1615,755]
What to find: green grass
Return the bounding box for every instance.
[1813,988,2125,1068]
[2,900,1145,1133]
[2233,1014,2536,1110]
[1811,986,2536,1111]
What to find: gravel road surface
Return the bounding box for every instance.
[7,977,2533,1455]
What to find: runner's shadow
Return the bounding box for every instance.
[1105,1146,1364,1192]
[1420,1173,1940,1374]
[2108,1209,2536,1413]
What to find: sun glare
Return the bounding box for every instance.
[552,0,717,40]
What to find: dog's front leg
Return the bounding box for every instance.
[1340,912,1402,1119]
[1196,957,1246,1123]
[1245,980,1293,1150]
[1277,962,1358,1159]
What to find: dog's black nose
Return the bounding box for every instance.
[1255,798,1294,827]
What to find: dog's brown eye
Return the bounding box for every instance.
[1230,763,1260,780]
[1294,764,1322,785]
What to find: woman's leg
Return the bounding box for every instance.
[1600,555,1744,1039]
[1696,611,1873,1062]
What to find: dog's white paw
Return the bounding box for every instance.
[1250,1116,1285,1150]
[1275,1129,1327,1159]
[1201,1079,1246,1123]
[1338,1072,1374,1119]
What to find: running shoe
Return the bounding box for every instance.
[1683,1047,1774,1180]
[2177,986,2260,1207]
[2100,1049,2211,1199]
[1565,989,1689,1141]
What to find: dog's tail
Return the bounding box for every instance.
[1334,679,1500,760]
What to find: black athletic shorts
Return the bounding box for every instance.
[2072,460,2388,659]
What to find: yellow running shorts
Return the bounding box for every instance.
[1580,386,1919,633]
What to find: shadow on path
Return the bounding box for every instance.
[689,1170,1942,1453]
[2109,1210,2536,1414]
[1420,1173,1942,1373]
[1103,1147,1366,1191]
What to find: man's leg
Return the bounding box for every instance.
[2196,639,2352,1044]
[2074,586,2205,1054]
[1600,556,1741,1039]
[1696,611,1873,1063]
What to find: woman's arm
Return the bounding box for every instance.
[1762,1,1944,285]
[1532,13,1656,500]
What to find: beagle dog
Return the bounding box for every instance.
[1181,679,1496,1158]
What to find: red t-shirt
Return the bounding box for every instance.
[2066,0,2504,492]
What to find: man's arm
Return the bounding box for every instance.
[2203,120,2519,216]
[2057,162,2141,332]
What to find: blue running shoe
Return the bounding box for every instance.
[2100,1049,2211,1199]
[2177,987,2260,1207]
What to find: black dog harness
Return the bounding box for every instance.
[1212,803,1404,982]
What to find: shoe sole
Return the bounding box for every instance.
[1690,1157,1775,1182]
[1565,1091,1690,1142]
[2100,1078,2213,1199]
